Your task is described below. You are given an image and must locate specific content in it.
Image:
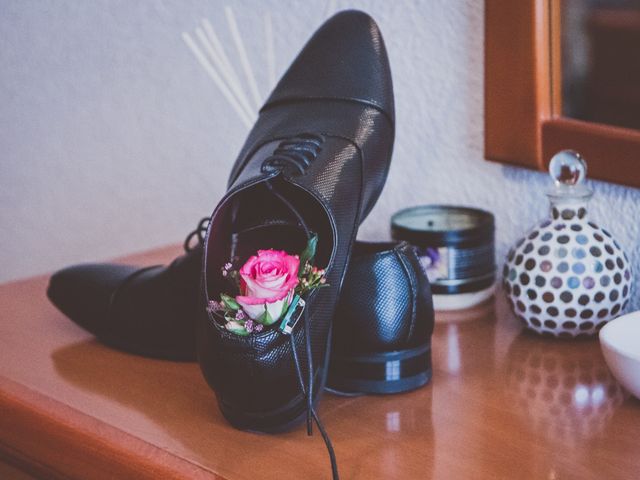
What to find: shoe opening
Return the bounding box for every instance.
[204,176,334,303]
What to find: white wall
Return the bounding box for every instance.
[1,0,639,308]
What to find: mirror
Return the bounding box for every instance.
[561,0,640,130]
[485,0,640,188]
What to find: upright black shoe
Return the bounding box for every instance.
[46,9,394,372]
[328,242,434,395]
[198,10,394,437]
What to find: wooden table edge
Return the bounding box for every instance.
[0,375,225,480]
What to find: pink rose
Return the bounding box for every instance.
[236,250,300,324]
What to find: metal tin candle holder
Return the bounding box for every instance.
[391,205,496,310]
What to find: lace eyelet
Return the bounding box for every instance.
[261,134,324,176]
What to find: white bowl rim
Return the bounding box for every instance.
[599,311,640,363]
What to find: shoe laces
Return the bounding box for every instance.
[194,137,338,478]
[261,134,324,176]
[265,180,340,480]
[184,217,210,252]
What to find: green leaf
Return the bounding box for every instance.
[280,298,290,319]
[220,293,240,311]
[257,304,276,326]
[299,235,318,272]
[225,320,249,336]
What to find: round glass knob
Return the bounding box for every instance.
[549,150,587,186]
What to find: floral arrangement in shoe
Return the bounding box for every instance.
[208,236,327,335]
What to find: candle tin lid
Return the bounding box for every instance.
[391,205,494,248]
[391,205,496,311]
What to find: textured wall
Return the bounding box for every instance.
[1,0,639,308]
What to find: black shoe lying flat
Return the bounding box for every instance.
[46,219,209,362]
[327,242,434,395]
[198,10,394,441]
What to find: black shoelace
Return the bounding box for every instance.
[193,129,338,478]
[184,216,210,252]
[265,181,340,480]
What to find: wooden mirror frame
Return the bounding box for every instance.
[485,0,640,188]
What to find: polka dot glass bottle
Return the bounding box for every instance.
[503,151,632,338]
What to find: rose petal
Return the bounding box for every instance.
[236,288,295,324]
[241,275,284,299]
[258,274,288,290]
[235,300,266,321]
[265,298,287,323]
[239,254,260,276]
[237,250,300,301]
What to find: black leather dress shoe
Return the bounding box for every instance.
[44,11,396,480]
[46,219,209,362]
[198,10,394,437]
[328,242,434,394]
[47,236,434,395]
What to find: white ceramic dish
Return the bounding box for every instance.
[599,311,640,400]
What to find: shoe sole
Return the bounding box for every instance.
[326,343,432,395]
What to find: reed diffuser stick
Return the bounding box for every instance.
[264,12,276,91]
[182,32,253,128]
[225,6,263,110]
[201,19,236,78]
[201,18,252,113]
[195,27,255,120]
